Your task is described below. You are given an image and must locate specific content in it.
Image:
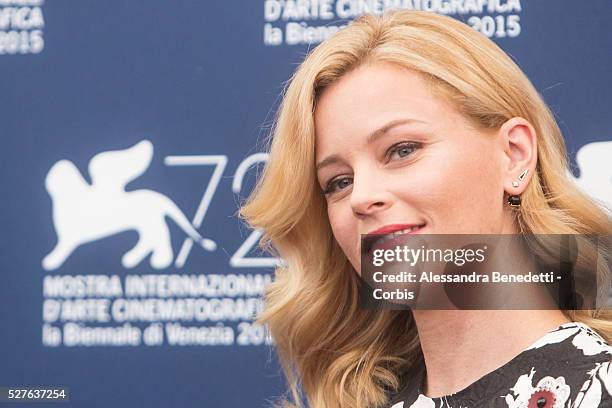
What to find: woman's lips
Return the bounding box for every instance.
[363,224,426,255]
[368,223,423,235]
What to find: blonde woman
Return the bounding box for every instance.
[240,10,612,408]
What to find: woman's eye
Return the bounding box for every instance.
[322,142,420,196]
[388,142,420,160]
[323,177,352,195]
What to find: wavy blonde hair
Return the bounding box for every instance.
[239,10,612,408]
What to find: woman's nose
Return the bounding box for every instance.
[349,171,391,216]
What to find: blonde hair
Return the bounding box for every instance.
[239,10,612,408]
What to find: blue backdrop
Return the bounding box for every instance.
[1,1,611,407]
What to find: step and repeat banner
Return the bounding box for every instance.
[1,1,610,407]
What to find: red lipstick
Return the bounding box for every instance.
[367,223,423,235]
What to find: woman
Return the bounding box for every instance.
[239,10,612,408]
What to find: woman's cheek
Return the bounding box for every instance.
[328,207,356,259]
[327,207,349,252]
[394,170,460,232]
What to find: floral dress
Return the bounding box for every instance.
[387,322,612,408]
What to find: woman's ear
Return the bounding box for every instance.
[500,117,538,196]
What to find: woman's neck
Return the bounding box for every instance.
[411,309,572,398]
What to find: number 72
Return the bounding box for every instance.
[164,153,282,269]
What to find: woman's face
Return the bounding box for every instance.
[314,62,522,273]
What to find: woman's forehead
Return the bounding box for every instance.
[314,63,455,147]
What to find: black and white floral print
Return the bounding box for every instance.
[387,322,612,408]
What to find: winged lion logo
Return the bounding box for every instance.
[42,140,216,270]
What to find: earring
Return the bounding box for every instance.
[508,169,528,206]
[512,169,528,188]
[508,195,521,207]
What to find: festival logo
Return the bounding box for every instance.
[42,140,217,271]
[40,141,274,348]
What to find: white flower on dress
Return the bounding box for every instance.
[526,323,612,358]
[597,361,612,396]
[504,367,570,408]
[407,394,435,408]
[526,324,582,351]
[572,328,612,357]
[569,361,612,407]
[390,401,404,408]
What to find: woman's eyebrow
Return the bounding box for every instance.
[316,118,427,172]
[366,118,427,144]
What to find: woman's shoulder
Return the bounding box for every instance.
[524,321,612,356]
[501,321,612,408]
[387,321,612,408]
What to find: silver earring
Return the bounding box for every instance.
[511,169,528,189]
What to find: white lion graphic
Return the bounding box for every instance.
[42,140,216,270]
[571,140,612,211]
